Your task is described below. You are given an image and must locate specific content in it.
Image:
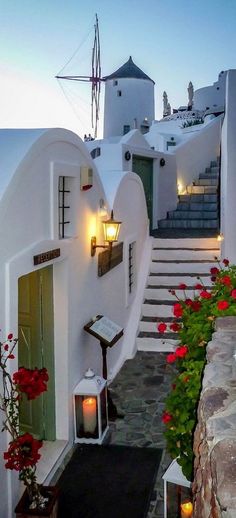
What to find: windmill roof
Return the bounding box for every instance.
[103,56,155,83]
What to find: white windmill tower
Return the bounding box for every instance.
[102,56,155,138]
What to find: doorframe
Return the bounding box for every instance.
[132,154,154,229]
[6,246,69,443]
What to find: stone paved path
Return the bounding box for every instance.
[108,351,175,517]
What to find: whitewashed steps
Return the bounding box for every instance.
[137,237,220,353]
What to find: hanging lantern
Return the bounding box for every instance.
[73,368,108,444]
[162,459,193,518]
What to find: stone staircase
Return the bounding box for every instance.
[136,237,220,352]
[157,160,220,231]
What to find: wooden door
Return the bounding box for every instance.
[18,266,56,440]
[132,155,153,228]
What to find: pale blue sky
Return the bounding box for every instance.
[0,0,235,138]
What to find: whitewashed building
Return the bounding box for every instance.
[0,127,150,517]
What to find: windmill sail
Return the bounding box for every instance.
[56,14,102,138]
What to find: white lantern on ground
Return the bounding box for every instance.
[162,459,193,518]
[73,368,108,444]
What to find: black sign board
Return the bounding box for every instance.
[33,248,60,265]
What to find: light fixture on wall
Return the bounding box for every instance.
[91,210,122,256]
[217,233,224,242]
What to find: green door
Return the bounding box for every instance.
[18,266,56,441]
[132,156,153,228]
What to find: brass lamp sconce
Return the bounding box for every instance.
[91,210,122,257]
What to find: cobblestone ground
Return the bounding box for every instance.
[108,351,175,517]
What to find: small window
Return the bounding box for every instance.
[117,90,122,97]
[58,176,75,239]
[90,147,101,159]
[128,241,136,294]
[113,80,118,86]
[123,125,130,135]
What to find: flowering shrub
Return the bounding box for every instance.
[0,334,49,509]
[159,258,236,480]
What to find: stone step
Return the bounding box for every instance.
[194,178,218,186]
[151,248,219,260]
[136,336,177,352]
[150,260,218,274]
[144,287,209,300]
[158,219,219,229]
[147,274,213,286]
[138,329,178,339]
[179,194,218,203]
[177,202,218,211]
[167,210,218,220]
[199,173,219,180]
[152,237,219,249]
[141,302,174,318]
[187,185,218,194]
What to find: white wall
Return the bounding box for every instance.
[174,116,222,191]
[103,78,154,138]
[220,70,236,262]
[193,71,227,111]
[0,128,149,517]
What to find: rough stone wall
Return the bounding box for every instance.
[193,316,236,518]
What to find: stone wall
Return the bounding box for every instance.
[193,316,236,518]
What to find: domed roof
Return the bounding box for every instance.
[103,56,155,83]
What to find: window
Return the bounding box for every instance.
[117,90,122,97]
[128,241,136,294]
[113,80,118,86]
[90,147,101,159]
[123,125,130,135]
[58,176,75,239]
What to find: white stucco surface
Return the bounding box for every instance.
[0,127,149,517]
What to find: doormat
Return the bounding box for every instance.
[57,444,162,518]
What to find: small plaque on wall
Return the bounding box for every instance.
[98,242,123,277]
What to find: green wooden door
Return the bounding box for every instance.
[132,156,153,228]
[18,266,56,441]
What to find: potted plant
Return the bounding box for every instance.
[158,258,236,480]
[0,333,58,516]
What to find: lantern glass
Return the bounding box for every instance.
[103,211,121,243]
[74,394,99,439]
[163,459,192,518]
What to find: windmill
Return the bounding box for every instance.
[55,14,102,139]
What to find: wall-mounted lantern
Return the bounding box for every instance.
[160,158,166,167]
[91,210,122,257]
[162,459,192,518]
[73,368,108,444]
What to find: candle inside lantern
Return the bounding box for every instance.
[82,397,97,433]
[181,501,193,518]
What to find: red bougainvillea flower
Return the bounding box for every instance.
[166,353,176,363]
[191,301,202,312]
[173,303,183,318]
[170,322,181,332]
[157,322,167,333]
[7,333,13,340]
[222,258,229,266]
[179,283,187,290]
[7,354,15,359]
[185,299,193,307]
[231,289,236,299]
[200,290,212,299]
[175,345,188,358]
[194,283,203,290]
[211,276,216,282]
[4,433,42,471]
[4,344,9,351]
[217,300,230,311]
[210,267,220,276]
[13,367,49,400]
[220,276,232,286]
[162,411,173,424]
